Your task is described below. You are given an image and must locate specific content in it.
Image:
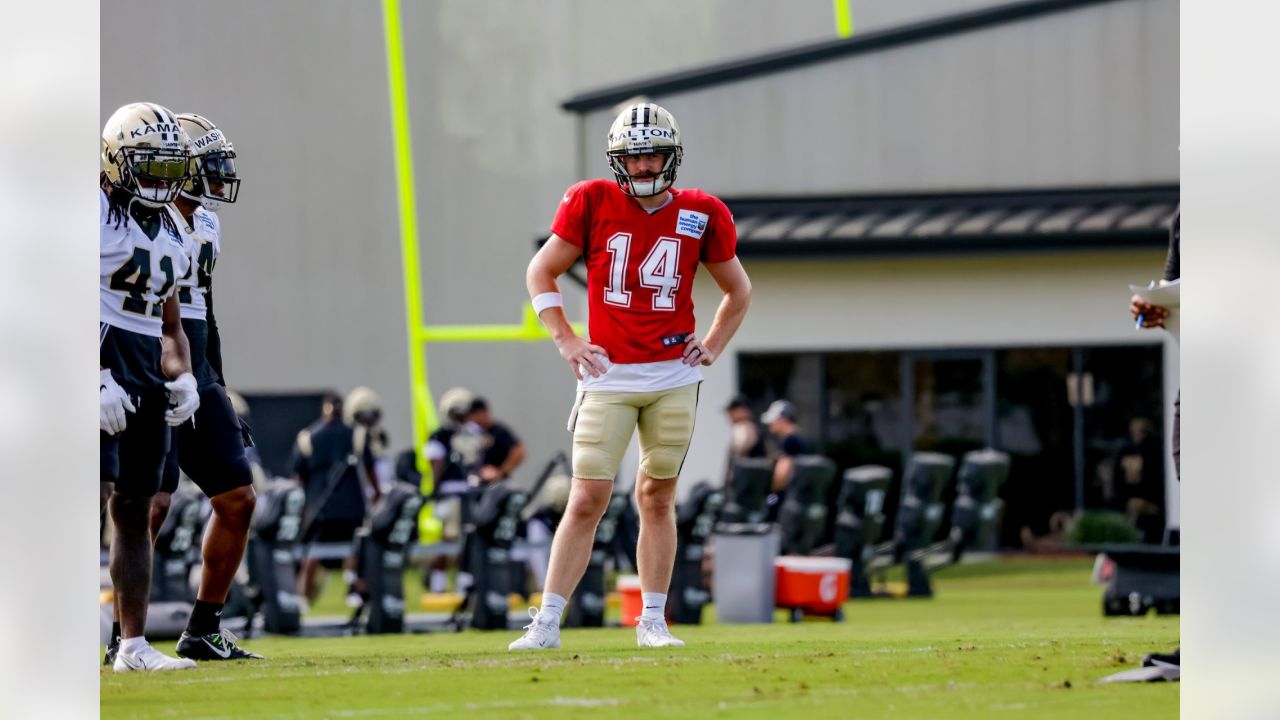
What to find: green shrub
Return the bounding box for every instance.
[1066,510,1142,545]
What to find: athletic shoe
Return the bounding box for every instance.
[1142,648,1180,669]
[508,608,560,651]
[636,616,685,648]
[176,628,264,661]
[103,638,119,667]
[112,642,197,672]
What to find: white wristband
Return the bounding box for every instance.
[531,292,564,316]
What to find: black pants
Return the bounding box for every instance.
[160,383,254,497]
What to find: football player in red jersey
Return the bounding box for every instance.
[510,102,751,650]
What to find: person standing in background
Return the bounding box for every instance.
[761,399,813,520]
[1129,208,1179,672]
[466,397,526,483]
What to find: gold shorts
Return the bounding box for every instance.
[568,382,700,481]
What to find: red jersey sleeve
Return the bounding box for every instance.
[550,181,591,248]
[700,195,737,263]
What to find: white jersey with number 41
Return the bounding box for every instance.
[99,190,191,337]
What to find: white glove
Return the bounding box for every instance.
[100,369,136,435]
[164,372,200,427]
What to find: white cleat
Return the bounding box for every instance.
[508,608,561,651]
[636,616,685,648]
[113,642,198,672]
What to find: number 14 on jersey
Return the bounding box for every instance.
[602,232,683,311]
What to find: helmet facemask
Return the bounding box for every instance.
[608,148,681,197]
[182,149,240,210]
[108,145,189,208]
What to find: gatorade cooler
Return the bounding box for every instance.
[774,556,852,621]
[618,575,643,627]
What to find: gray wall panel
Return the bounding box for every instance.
[102,0,834,468]
[584,0,1179,194]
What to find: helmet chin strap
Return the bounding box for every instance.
[628,176,672,197]
[130,185,173,208]
[178,189,219,211]
[613,156,677,197]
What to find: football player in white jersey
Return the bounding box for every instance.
[100,102,201,672]
[157,113,261,661]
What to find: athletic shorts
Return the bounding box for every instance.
[100,386,171,497]
[160,383,254,497]
[567,382,700,481]
[100,322,166,392]
[305,518,362,545]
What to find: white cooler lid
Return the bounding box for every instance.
[616,574,643,590]
[774,556,852,573]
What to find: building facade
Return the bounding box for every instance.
[102,0,1179,542]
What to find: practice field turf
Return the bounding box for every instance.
[100,557,1178,719]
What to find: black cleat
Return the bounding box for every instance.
[1142,648,1179,669]
[175,629,264,661]
[103,638,119,666]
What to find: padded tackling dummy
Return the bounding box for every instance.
[777,455,837,555]
[893,452,956,597]
[833,465,892,597]
[947,449,1010,560]
[151,487,206,603]
[721,457,772,524]
[667,481,725,624]
[355,480,423,633]
[248,479,306,634]
[464,482,530,630]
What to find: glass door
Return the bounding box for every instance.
[901,351,994,465]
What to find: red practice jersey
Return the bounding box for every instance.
[551,179,737,364]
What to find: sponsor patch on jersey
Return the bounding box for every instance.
[675,210,708,239]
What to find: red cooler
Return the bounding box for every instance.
[774,556,852,620]
[617,575,643,627]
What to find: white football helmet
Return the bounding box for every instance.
[101,102,190,207]
[176,113,240,210]
[606,102,683,197]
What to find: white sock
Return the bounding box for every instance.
[539,592,567,625]
[641,592,667,622]
[120,636,148,655]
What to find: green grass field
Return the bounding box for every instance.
[101,557,1178,719]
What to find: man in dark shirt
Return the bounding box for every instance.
[291,393,375,604]
[466,397,526,483]
[760,399,814,518]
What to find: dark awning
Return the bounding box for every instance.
[724,186,1178,258]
